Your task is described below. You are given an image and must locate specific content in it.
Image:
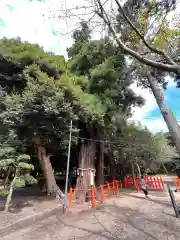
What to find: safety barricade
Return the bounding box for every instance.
[174,177,180,192]
[124,176,164,192]
[124,177,136,189]
[145,176,164,191]
[68,180,123,210]
[68,176,164,211]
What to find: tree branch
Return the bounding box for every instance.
[114,0,176,66]
[95,0,180,74]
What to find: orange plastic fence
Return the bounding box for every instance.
[174,177,180,191]
[124,176,164,191]
[68,176,164,209]
[68,180,122,209]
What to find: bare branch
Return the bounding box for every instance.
[95,0,180,74]
[114,0,176,66]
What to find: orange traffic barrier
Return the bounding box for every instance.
[123,177,137,190]
[160,177,164,189]
[107,183,111,197]
[124,176,164,191]
[91,186,96,208]
[67,180,123,211]
[116,180,119,193]
[68,187,73,208]
[174,177,180,191]
[124,177,127,188]
[154,177,158,190]
[156,177,163,191]
[67,176,166,212]
[150,177,155,189]
[156,177,161,190]
[119,180,123,189]
[147,176,164,191]
[112,180,115,194]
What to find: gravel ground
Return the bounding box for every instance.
[0,174,176,231]
[1,190,180,240]
[0,194,61,230]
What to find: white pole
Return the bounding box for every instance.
[63,120,72,214]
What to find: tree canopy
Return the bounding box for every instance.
[0,22,176,202]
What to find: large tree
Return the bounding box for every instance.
[0,38,104,198]
[0,35,170,201]
[94,0,180,157]
[67,22,144,198]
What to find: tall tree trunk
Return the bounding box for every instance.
[109,151,116,181]
[4,168,18,212]
[75,140,96,203]
[161,161,168,174]
[118,149,125,181]
[34,138,64,199]
[147,73,180,156]
[96,142,104,186]
[4,167,11,188]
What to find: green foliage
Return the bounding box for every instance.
[115,0,180,88]
[0,132,35,185]
[67,22,164,174]
[0,27,172,181]
[0,38,66,93]
[164,133,180,170]
[0,38,66,73]
[153,134,178,163]
[13,177,26,188]
[68,23,144,131]
[106,120,175,174]
[17,154,31,163]
[0,38,105,158]
[0,146,31,169]
[0,132,37,210]
[72,21,91,43]
[24,173,37,185]
[0,187,8,197]
[152,22,180,52]
[0,69,104,149]
[18,162,33,170]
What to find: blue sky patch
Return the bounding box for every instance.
[146,86,180,120]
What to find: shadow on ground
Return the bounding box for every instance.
[2,192,180,240]
[0,184,56,213]
[123,192,172,207]
[53,194,180,240]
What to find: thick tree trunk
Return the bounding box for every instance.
[110,164,116,180]
[147,73,180,156]
[75,140,96,203]
[4,168,18,212]
[109,151,116,181]
[34,138,64,199]
[118,149,125,181]
[96,142,104,186]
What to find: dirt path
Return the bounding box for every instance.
[1,191,180,240]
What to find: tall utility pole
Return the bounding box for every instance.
[147,73,180,156]
[63,120,72,214]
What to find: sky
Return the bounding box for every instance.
[0,0,179,133]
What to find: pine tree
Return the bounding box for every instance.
[0,131,35,212]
